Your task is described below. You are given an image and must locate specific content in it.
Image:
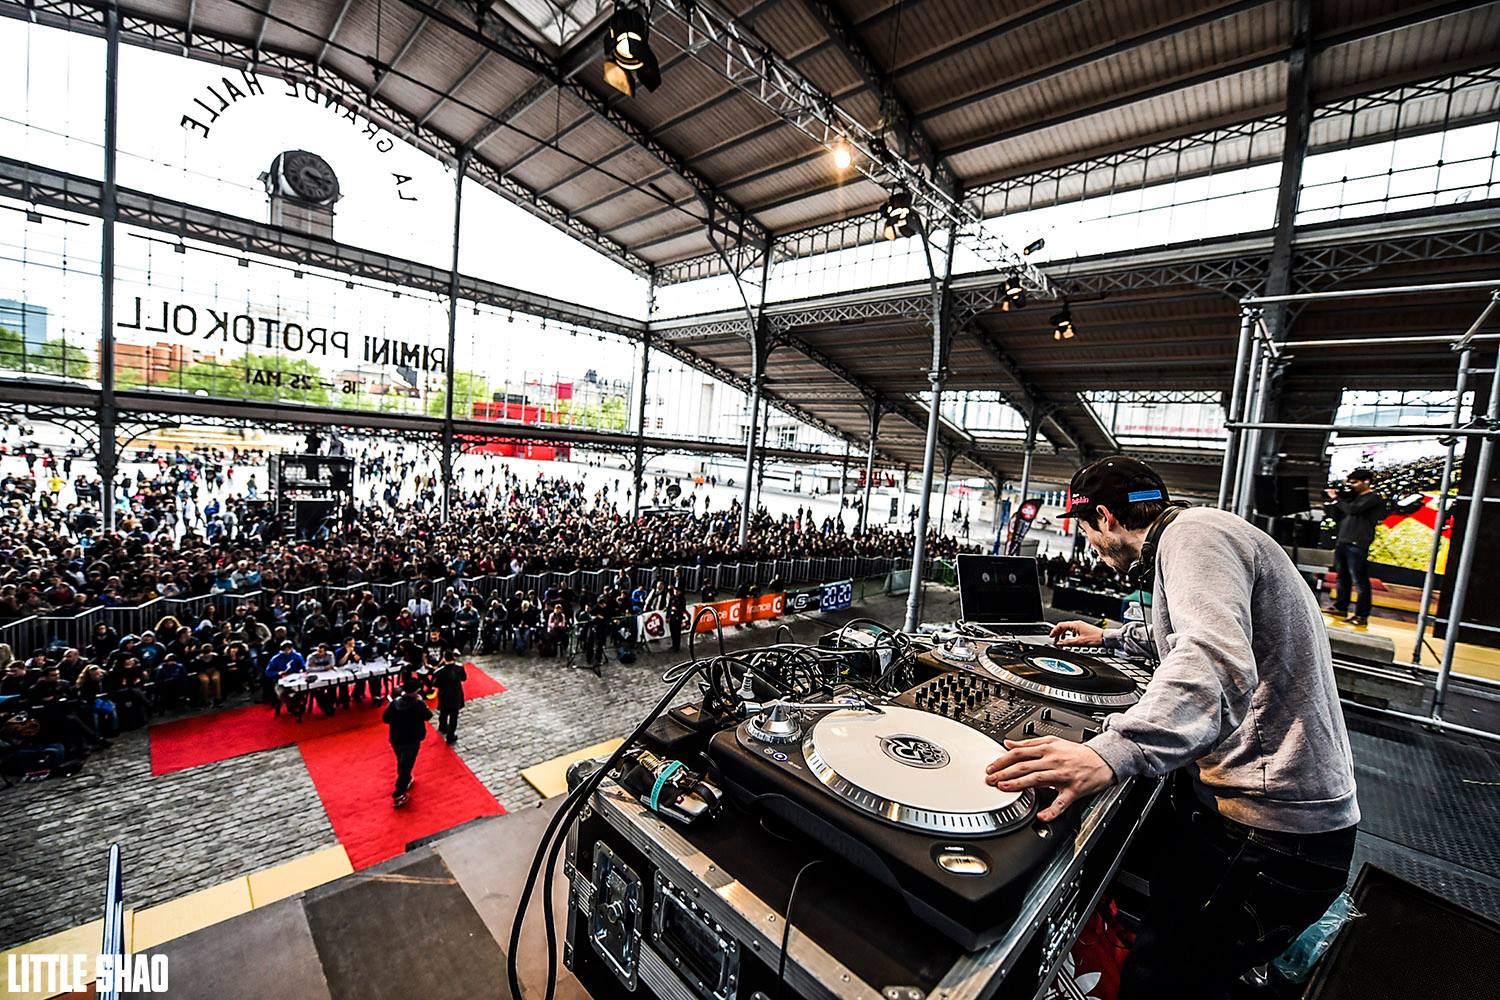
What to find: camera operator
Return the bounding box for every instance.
[1323,467,1385,628]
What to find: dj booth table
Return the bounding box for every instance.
[565,773,1164,1000]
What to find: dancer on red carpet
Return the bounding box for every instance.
[382,679,431,807]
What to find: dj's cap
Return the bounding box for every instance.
[1063,456,1169,520]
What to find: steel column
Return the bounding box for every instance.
[632,330,652,519]
[1217,308,1258,509]
[1235,336,1269,517]
[905,234,953,632]
[937,448,955,538]
[860,402,880,534]
[1413,347,1473,662]
[1251,0,1312,480]
[440,150,468,523]
[1433,352,1500,719]
[737,245,774,546]
[839,437,850,505]
[738,328,764,546]
[98,2,121,531]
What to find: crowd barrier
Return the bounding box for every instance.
[0,555,935,657]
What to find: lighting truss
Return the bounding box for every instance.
[649,0,1054,297]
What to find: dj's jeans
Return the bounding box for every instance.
[1119,780,1355,1000]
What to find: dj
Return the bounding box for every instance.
[984,456,1358,999]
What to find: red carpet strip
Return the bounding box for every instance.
[299,722,505,869]
[149,664,507,774]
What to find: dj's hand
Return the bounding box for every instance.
[1049,620,1104,646]
[984,736,1114,822]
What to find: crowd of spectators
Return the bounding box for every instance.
[1,430,976,779]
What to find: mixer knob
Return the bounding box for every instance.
[1040,708,1053,721]
[1023,721,1036,736]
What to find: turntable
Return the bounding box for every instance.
[980,640,1140,710]
[708,681,1099,948]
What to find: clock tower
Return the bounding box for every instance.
[261,149,341,239]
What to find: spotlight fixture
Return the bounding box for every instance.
[829,138,854,171]
[1001,271,1027,311]
[238,258,250,268]
[1051,307,1075,341]
[603,5,660,97]
[25,210,43,224]
[880,189,920,241]
[174,242,187,254]
[1023,237,1045,255]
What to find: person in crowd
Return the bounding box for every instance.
[453,597,481,653]
[986,457,1358,1000]
[667,585,687,652]
[383,678,431,808]
[543,603,569,657]
[1324,467,1385,628]
[305,642,340,715]
[432,649,467,745]
[263,639,305,717]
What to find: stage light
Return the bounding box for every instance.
[880,189,920,241]
[604,6,660,97]
[1024,238,1045,255]
[829,138,853,171]
[1051,307,1074,341]
[1001,272,1027,311]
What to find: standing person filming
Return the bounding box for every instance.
[1324,467,1385,628]
[983,457,1359,1000]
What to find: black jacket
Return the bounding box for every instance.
[383,693,432,745]
[1329,490,1385,549]
[433,661,467,709]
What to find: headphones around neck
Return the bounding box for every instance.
[1126,502,1191,591]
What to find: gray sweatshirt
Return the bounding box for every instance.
[1087,507,1360,834]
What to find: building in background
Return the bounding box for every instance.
[0,298,49,351]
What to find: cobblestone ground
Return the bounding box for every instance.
[0,586,959,949]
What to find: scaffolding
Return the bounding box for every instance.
[1220,279,1500,740]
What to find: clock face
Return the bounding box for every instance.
[281,150,339,204]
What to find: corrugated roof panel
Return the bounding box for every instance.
[1314,7,1500,97]
[945,61,1285,182]
[694,127,823,185]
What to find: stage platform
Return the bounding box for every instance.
[38,710,1498,1000]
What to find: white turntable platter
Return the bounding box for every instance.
[809,706,1021,816]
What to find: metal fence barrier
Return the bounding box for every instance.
[0,554,917,657]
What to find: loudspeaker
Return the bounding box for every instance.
[1253,474,1311,516]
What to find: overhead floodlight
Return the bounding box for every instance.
[1051,307,1074,341]
[829,138,854,171]
[604,6,660,96]
[880,189,920,241]
[1001,271,1027,311]
[1023,237,1045,255]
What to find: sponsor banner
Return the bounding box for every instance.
[691,593,786,632]
[819,579,854,612]
[786,587,820,614]
[637,608,691,641]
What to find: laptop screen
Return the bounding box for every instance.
[957,555,1044,623]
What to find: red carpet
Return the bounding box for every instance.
[299,722,505,869]
[149,665,507,775]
